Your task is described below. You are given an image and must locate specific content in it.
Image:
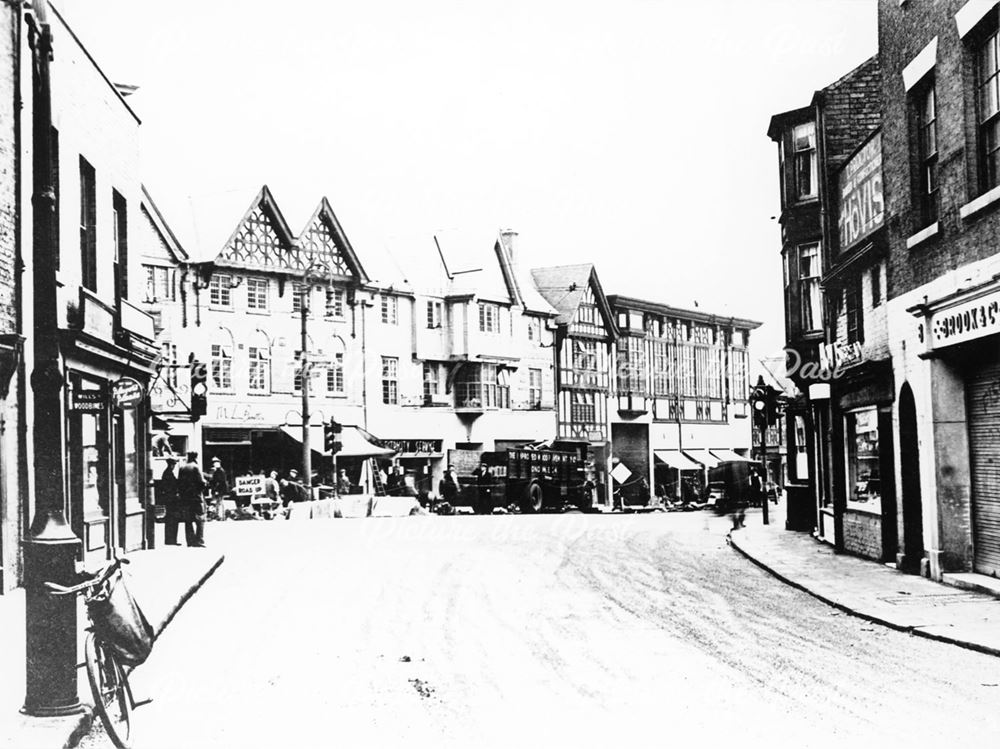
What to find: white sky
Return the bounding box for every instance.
[57,0,878,363]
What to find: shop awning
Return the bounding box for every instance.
[653,450,701,471]
[709,449,751,463]
[279,425,396,458]
[682,449,720,468]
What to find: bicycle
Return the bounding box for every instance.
[45,555,153,749]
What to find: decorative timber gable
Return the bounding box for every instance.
[215,188,368,282]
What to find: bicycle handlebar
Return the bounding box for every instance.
[43,556,129,596]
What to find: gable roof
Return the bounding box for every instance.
[433,228,514,303]
[140,185,188,263]
[297,197,370,283]
[530,263,618,334]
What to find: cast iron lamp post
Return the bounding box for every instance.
[21,0,86,717]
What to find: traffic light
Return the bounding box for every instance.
[190,360,207,420]
[324,419,342,455]
[751,385,768,430]
[749,375,781,429]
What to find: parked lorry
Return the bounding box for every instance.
[447,439,597,514]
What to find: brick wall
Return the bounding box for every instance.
[879,0,1000,299]
[843,509,884,561]
[820,56,883,175]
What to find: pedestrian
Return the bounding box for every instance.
[386,464,402,496]
[474,462,493,515]
[281,469,305,505]
[749,469,763,508]
[158,457,182,545]
[208,457,231,519]
[439,467,460,510]
[176,451,207,547]
[336,468,352,495]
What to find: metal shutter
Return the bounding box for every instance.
[968,355,1000,576]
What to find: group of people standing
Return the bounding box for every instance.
[156,451,228,547]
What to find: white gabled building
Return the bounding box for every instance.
[143,190,561,495]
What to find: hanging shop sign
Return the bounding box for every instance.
[838,132,884,252]
[71,388,106,413]
[111,377,144,410]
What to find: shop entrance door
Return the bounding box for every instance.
[113,409,146,553]
[967,355,1000,577]
[898,383,923,573]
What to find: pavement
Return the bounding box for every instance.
[730,503,1000,658]
[0,544,224,749]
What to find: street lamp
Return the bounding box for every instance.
[22,0,86,716]
[298,260,332,497]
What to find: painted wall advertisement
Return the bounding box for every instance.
[838,132,884,251]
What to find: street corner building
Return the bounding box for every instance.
[766,0,1000,581]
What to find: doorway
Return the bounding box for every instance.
[898,383,923,572]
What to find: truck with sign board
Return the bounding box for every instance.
[446,439,597,514]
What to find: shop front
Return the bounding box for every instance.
[830,359,895,562]
[63,298,157,565]
[908,278,1000,577]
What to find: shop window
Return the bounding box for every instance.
[382,356,398,404]
[120,410,141,511]
[81,412,105,517]
[978,27,1000,191]
[794,414,809,480]
[799,243,822,332]
[845,407,880,512]
[792,122,817,201]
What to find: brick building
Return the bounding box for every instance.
[768,0,1000,581]
[768,56,890,559]
[881,0,1000,580]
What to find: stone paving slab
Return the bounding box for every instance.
[730,512,1000,658]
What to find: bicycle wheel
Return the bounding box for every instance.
[85,632,134,749]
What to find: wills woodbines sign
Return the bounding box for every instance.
[838,132,884,251]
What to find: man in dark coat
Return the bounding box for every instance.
[438,467,460,512]
[177,451,207,547]
[159,458,182,545]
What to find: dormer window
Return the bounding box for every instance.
[792,122,817,201]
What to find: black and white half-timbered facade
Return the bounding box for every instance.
[532,264,618,508]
